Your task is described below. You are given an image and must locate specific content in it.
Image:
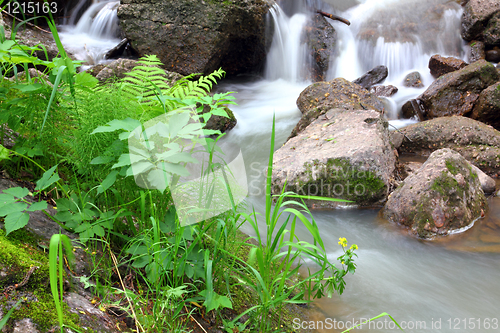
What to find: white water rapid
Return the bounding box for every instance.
[60,0,121,65]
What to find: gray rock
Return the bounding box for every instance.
[419,59,499,118]
[353,65,388,89]
[483,12,500,46]
[461,0,500,41]
[369,85,398,97]
[428,54,468,77]
[384,148,487,239]
[398,116,500,175]
[468,40,486,63]
[12,318,39,333]
[65,293,120,332]
[471,164,496,194]
[292,78,385,138]
[303,14,337,82]
[403,71,424,88]
[117,0,272,75]
[471,82,500,130]
[272,108,396,207]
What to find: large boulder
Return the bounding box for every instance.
[428,54,468,78]
[384,148,487,239]
[397,116,500,175]
[291,78,385,138]
[272,108,396,207]
[461,0,500,41]
[419,59,499,118]
[303,14,337,81]
[471,82,500,130]
[117,0,272,75]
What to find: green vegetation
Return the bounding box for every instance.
[0,5,359,333]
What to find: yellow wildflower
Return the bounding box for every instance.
[350,244,358,250]
[338,237,347,247]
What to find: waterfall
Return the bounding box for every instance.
[59,0,121,66]
[264,3,311,82]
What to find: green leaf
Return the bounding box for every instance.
[0,144,10,162]
[74,71,98,88]
[91,118,142,134]
[35,165,60,191]
[112,154,131,169]
[5,211,30,235]
[0,194,17,206]
[27,201,48,212]
[90,155,114,165]
[3,187,29,198]
[0,202,27,216]
[97,170,119,194]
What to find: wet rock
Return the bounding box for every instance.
[292,78,385,138]
[428,54,468,77]
[483,12,500,46]
[461,0,500,41]
[419,59,499,118]
[369,85,398,97]
[485,48,500,63]
[202,106,237,134]
[401,99,425,120]
[104,38,129,59]
[398,116,500,175]
[353,65,388,89]
[273,108,396,207]
[303,14,337,81]
[471,82,500,130]
[468,40,486,63]
[471,164,496,194]
[384,148,487,239]
[117,0,271,75]
[403,71,424,87]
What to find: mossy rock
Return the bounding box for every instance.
[383,148,487,239]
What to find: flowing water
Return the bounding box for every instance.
[59,0,121,65]
[60,0,500,332]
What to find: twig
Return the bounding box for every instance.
[388,123,413,142]
[316,10,351,26]
[107,243,145,333]
[2,10,52,34]
[184,304,208,333]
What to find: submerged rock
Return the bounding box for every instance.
[384,148,487,239]
[272,108,396,207]
[419,59,499,118]
[117,0,271,75]
[398,116,500,175]
[292,78,385,138]
[353,65,388,89]
[403,71,424,88]
[428,54,468,78]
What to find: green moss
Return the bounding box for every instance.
[296,158,386,204]
[0,230,82,331]
[445,159,459,175]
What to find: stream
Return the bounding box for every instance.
[60,0,500,332]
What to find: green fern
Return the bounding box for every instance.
[119,55,226,111]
